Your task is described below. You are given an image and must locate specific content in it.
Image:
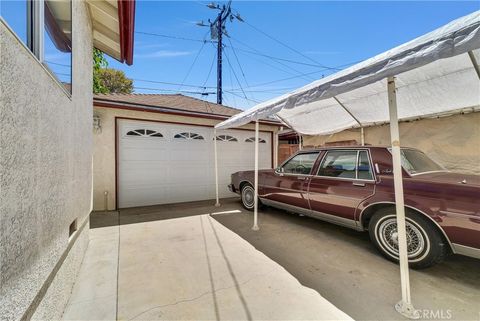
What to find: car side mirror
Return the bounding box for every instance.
[275,167,284,175]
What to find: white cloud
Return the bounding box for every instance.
[135,50,193,58]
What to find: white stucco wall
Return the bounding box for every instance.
[302,112,480,175]
[0,1,93,320]
[93,106,279,211]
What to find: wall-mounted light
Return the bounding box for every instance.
[93,115,101,133]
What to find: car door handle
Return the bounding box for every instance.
[297,176,308,181]
[352,182,366,187]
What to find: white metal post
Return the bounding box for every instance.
[387,77,418,319]
[360,127,365,146]
[252,121,260,231]
[273,131,279,168]
[214,129,220,207]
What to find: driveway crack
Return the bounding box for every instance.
[127,269,274,320]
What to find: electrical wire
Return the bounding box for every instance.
[202,51,217,89]
[136,30,332,70]
[223,49,250,103]
[134,86,215,95]
[224,90,261,104]
[229,60,361,90]
[226,37,257,101]
[136,31,215,44]
[242,19,339,71]
[134,78,215,89]
[178,40,207,90]
[229,36,315,82]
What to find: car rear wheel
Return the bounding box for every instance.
[368,207,448,269]
[240,183,255,211]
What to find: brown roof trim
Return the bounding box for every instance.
[94,98,281,126]
[118,0,135,65]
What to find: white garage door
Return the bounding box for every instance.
[118,119,272,208]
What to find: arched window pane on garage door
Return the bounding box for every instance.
[245,137,266,143]
[215,135,238,142]
[126,129,163,137]
[174,132,204,140]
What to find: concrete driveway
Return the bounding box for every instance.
[62,199,352,320]
[212,200,480,321]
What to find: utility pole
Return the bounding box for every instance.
[197,1,243,105]
[216,13,223,104]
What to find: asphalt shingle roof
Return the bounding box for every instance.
[94,93,242,117]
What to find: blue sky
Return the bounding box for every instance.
[3,1,478,109]
[108,1,478,110]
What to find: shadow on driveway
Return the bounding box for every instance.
[89,198,480,321]
[212,201,480,321]
[90,198,241,228]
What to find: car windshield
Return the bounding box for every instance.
[400,149,445,175]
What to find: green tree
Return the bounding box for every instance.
[96,68,133,94]
[93,49,108,94]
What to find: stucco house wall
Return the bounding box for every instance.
[302,112,480,175]
[0,1,93,320]
[93,106,279,211]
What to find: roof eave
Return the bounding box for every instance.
[87,0,135,65]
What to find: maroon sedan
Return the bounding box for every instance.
[229,146,480,268]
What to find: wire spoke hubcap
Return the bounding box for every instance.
[242,187,254,208]
[378,218,426,259]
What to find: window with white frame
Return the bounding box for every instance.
[1,0,72,93]
[245,137,266,143]
[215,135,238,142]
[126,129,163,137]
[174,132,204,140]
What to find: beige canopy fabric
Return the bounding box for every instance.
[216,11,480,134]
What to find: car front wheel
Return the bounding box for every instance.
[240,183,255,211]
[368,207,448,269]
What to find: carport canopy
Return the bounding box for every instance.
[216,11,479,134]
[214,10,480,320]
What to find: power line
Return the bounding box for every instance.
[178,39,207,90]
[134,78,215,89]
[223,49,250,103]
[226,37,256,101]
[226,44,311,81]
[45,60,70,68]
[202,51,217,89]
[226,39,329,69]
[227,87,299,94]
[136,31,214,43]
[228,36,315,82]
[136,30,336,70]
[242,19,340,71]
[224,90,260,104]
[134,86,215,95]
[226,47,238,107]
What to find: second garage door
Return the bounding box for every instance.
[118,119,272,208]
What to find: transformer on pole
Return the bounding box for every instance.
[197,1,242,105]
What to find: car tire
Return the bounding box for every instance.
[240,183,256,211]
[368,207,448,269]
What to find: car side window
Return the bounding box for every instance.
[317,150,374,180]
[317,150,357,179]
[358,151,373,180]
[282,153,319,175]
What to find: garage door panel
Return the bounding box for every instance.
[118,119,272,208]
